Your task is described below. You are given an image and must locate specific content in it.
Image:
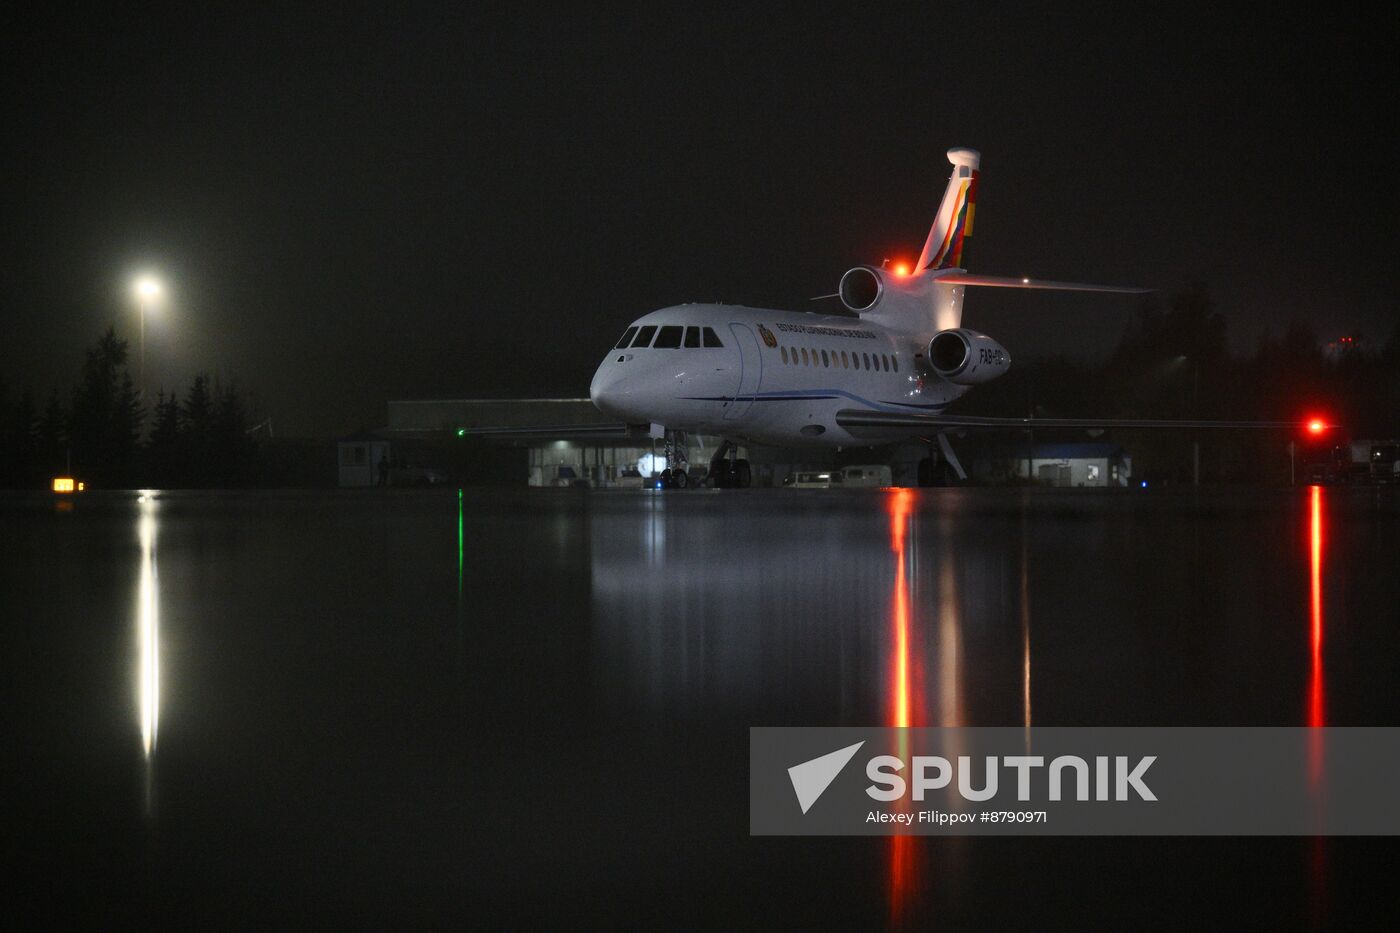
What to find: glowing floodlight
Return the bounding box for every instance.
[135,276,162,300]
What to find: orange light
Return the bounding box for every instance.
[1307,419,1326,435]
[52,477,75,493]
[893,262,909,277]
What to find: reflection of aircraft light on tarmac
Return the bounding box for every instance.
[588,503,892,709]
[885,489,922,925]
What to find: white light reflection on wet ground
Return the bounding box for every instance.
[137,491,160,813]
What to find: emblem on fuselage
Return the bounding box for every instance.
[758,324,778,348]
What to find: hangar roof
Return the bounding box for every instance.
[387,398,607,433]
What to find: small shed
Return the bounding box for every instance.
[1019,442,1131,487]
[972,441,1132,487]
[337,432,392,487]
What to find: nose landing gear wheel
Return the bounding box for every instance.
[673,469,689,489]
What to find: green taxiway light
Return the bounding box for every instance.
[456,428,466,437]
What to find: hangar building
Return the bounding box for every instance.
[341,398,1133,489]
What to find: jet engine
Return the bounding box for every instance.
[927,328,1011,385]
[838,266,888,313]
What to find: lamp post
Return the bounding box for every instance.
[1191,358,1199,487]
[134,276,161,399]
[1174,354,1200,487]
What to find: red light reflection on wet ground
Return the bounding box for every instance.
[1309,485,1324,732]
[1307,484,1327,923]
[885,488,923,926]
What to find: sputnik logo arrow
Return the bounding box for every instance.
[787,741,866,814]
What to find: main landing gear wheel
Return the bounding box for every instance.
[673,469,689,489]
[712,459,752,488]
[734,459,752,488]
[706,440,750,488]
[918,456,958,487]
[917,457,933,487]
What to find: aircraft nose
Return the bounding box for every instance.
[590,361,631,419]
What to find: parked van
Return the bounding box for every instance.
[837,465,892,486]
[785,471,843,488]
[785,465,892,488]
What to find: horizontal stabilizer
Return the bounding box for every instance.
[935,272,1149,294]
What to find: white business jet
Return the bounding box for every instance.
[587,147,1161,487]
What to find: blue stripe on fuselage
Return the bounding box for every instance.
[677,388,949,412]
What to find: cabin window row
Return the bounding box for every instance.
[614,325,724,350]
[777,345,898,373]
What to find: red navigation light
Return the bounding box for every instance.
[893,262,909,277]
[1307,419,1326,436]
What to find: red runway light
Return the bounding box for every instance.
[1307,419,1326,435]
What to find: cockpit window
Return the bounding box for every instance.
[653,325,683,348]
[631,325,658,348]
[615,326,639,350]
[702,326,724,348]
[683,326,701,348]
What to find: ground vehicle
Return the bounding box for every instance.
[836,465,892,486]
[783,465,892,488]
[390,460,448,487]
[785,471,844,488]
[1303,439,1400,485]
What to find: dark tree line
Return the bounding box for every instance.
[1,327,260,489]
[953,286,1400,484]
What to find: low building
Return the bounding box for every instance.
[384,398,738,487]
[337,432,392,487]
[972,441,1132,487]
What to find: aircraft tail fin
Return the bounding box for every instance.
[916,148,981,273]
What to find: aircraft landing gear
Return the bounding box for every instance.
[917,458,958,487]
[917,432,968,487]
[707,440,752,488]
[654,429,691,489]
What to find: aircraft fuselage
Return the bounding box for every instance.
[589,303,963,447]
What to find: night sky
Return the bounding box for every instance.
[2,6,1395,436]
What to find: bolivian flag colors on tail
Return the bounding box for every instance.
[917,148,981,272]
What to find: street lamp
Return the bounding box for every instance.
[134,276,161,399]
[1173,354,1200,486]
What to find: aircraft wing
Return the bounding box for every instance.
[835,409,1312,433]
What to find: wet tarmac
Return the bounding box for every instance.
[3,486,1399,927]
